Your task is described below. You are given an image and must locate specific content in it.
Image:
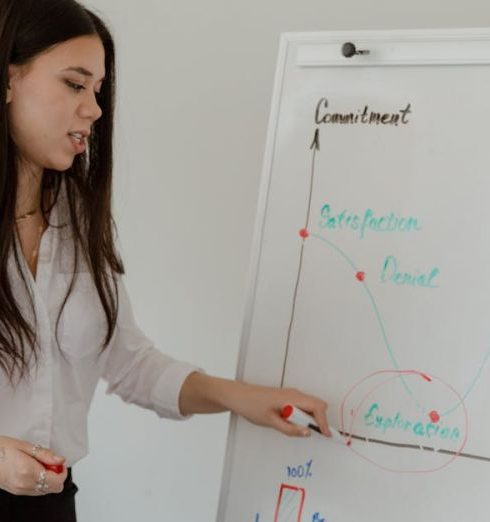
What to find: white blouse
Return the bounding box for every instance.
[0,179,199,466]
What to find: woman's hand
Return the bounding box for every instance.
[179,373,331,437]
[0,436,67,496]
[225,382,331,437]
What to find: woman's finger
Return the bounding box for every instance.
[310,404,331,437]
[293,396,331,436]
[19,441,65,465]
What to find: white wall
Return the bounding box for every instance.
[76,1,490,520]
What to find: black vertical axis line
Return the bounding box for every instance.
[280,128,321,387]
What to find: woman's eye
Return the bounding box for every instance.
[65,80,85,92]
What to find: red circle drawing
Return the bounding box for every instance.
[339,369,468,474]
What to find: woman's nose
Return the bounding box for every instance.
[78,92,103,122]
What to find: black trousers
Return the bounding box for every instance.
[0,467,77,522]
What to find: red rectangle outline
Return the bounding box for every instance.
[273,483,306,522]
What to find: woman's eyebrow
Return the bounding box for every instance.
[62,66,105,82]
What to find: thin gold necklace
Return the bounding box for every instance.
[30,222,45,269]
[15,209,46,274]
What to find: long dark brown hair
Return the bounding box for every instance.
[0,0,124,386]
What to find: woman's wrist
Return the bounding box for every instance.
[179,372,247,416]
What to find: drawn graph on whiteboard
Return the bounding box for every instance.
[278,118,490,470]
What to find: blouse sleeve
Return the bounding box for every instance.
[98,275,203,420]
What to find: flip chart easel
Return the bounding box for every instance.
[218,28,490,522]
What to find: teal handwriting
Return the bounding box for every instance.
[380,256,440,288]
[319,204,421,240]
[364,403,461,441]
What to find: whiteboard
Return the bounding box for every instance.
[218,28,490,522]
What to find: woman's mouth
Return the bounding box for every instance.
[68,132,86,153]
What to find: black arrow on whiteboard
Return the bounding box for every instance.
[310,127,320,151]
[281,127,321,386]
[304,128,320,229]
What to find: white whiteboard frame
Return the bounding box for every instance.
[216,27,490,521]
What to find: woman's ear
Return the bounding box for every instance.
[6,81,12,104]
[6,67,13,104]
[6,64,19,104]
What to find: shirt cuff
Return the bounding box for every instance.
[150,361,204,420]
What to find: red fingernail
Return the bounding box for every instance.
[43,463,64,474]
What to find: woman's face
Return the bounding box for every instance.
[6,35,105,173]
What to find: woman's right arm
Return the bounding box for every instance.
[0,436,67,496]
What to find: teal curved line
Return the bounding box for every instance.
[443,346,490,416]
[309,232,490,415]
[310,233,401,370]
[311,234,358,272]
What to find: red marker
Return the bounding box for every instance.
[43,463,64,474]
[281,405,346,445]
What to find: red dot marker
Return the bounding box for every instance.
[299,228,309,239]
[429,410,440,423]
[355,271,365,282]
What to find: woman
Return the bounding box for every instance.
[0,0,331,519]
